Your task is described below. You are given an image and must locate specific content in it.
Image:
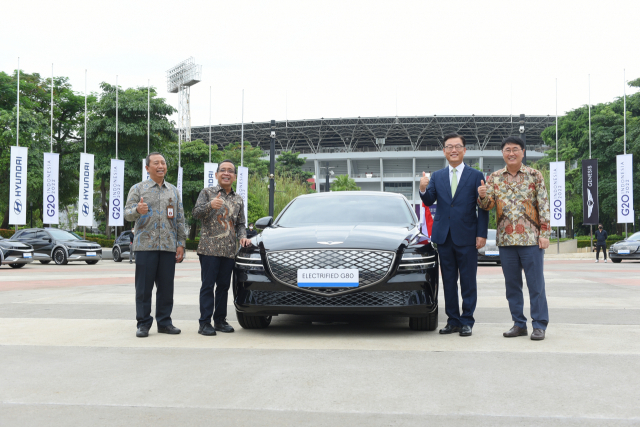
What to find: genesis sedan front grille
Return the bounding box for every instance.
[266,249,395,287]
[249,290,424,307]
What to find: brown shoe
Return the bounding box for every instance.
[530,328,545,341]
[503,325,528,337]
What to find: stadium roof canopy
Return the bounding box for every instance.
[190,115,555,155]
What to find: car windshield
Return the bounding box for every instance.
[276,195,415,227]
[487,229,496,240]
[46,229,80,241]
[627,232,640,242]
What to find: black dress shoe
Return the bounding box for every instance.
[459,325,472,337]
[158,325,181,335]
[136,326,149,338]
[214,320,235,333]
[439,324,461,334]
[530,328,545,341]
[198,323,217,336]
[503,325,528,337]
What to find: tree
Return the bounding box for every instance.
[220,142,269,178]
[86,83,177,238]
[330,174,360,192]
[276,151,313,181]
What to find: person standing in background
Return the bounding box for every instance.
[594,224,608,263]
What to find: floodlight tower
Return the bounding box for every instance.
[167,57,202,142]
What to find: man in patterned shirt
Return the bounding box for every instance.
[124,152,186,338]
[193,160,252,336]
[478,136,550,341]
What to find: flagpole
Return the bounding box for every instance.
[209,86,212,163]
[84,69,87,240]
[50,64,54,153]
[241,89,244,167]
[556,77,560,253]
[15,57,20,233]
[624,69,627,237]
[115,75,118,160]
[589,74,593,250]
[147,79,150,155]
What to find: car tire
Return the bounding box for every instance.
[39,260,51,264]
[85,260,99,265]
[9,263,26,269]
[236,310,272,329]
[53,248,68,265]
[112,247,122,262]
[409,307,438,331]
[611,258,622,263]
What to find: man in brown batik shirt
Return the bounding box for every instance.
[192,160,251,336]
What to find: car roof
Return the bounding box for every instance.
[295,191,406,199]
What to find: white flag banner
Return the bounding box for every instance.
[78,153,95,227]
[108,159,125,227]
[142,158,150,182]
[177,166,184,199]
[617,154,634,223]
[550,161,565,227]
[43,152,60,224]
[204,162,218,189]
[237,166,249,227]
[9,146,28,225]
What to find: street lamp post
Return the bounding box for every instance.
[269,120,275,217]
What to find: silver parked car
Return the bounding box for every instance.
[477,229,500,264]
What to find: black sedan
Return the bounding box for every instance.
[112,230,134,262]
[0,236,34,268]
[12,228,103,265]
[233,192,439,331]
[609,232,640,263]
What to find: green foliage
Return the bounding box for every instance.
[276,151,313,181]
[220,142,269,177]
[247,191,268,224]
[330,174,360,191]
[248,172,312,220]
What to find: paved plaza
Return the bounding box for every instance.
[1,253,639,426]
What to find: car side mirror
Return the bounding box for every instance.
[255,216,273,230]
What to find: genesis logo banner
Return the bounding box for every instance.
[582,159,599,225]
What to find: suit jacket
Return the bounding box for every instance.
[419,164,489,246]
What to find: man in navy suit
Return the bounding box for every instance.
[419,133,489,337]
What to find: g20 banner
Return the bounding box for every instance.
[204,163,218,189]
[43,152,60,225]
[78,153,95,227]
[142,158,150,182]
[616,154,634,223]
[9,146,28,225]
[237,166,249,226]
[549,161,565,227]
[581,159,599,225]
[108,159,125,227]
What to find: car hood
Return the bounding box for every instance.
[613,240,640,247]
[255,225,418,252]
[0,240,32,249]
[61,240,101,248]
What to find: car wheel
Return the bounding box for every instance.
[39,260,51,264]
[611,259,622,263]
[112,247,122,262]
[236,310,272,329]
[85,260,99,265]
[53,248,68,265]
[9,263,26,269]
[409,307,438,331]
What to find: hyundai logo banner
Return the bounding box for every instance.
[43,152,60,224]
[237,166,249,227]
[77,153,95,227]
[177,166,184,199]
[581,159,599,225]
[9,146,29,225]
[549,161,565,227]
[616,154,634,224]
[142,158,150,182]
[203,162,218,189]
[109,159,125,227]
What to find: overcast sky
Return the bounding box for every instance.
[3,0,639,127]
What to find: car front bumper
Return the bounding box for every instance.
[2,256,34,265]
[66,249,103,262]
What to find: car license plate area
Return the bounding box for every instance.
[86,252,96,257]
[485,251,499,256]
[23,253,32,258]
[297,269,359,288]
[618,250,630,255]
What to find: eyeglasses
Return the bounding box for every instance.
[218,168,236,174]
[444,145,464,151]
[503,148,522,154]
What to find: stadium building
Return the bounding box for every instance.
[192,114,554,206]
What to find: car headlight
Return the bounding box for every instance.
[399,251,436,270]
[236,252,264,270]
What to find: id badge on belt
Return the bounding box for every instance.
[167,198,174,219]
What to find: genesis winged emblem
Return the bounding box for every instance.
[318,241,343,245]
[587,188,594,218]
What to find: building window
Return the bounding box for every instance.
[384,182,412,199]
